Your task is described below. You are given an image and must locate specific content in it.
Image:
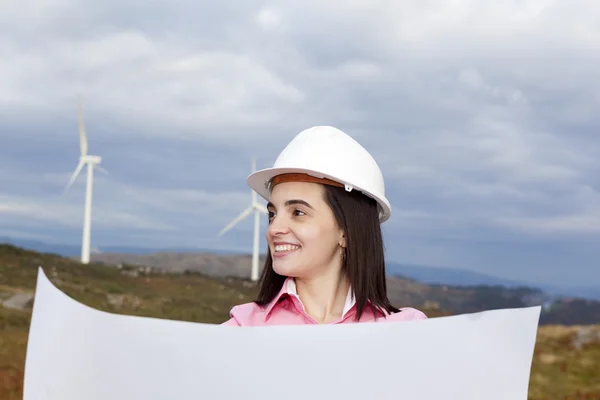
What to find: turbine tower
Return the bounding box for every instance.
[218,158,268,282]
[64,99,107,264]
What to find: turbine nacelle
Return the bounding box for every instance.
[81,155,102,164]
[65,156,107,195]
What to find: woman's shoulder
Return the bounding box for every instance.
[221,301,265,326]
[381,306,428,322]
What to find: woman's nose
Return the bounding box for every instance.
[267,214,289,236]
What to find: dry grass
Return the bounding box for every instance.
[529,325,600,400]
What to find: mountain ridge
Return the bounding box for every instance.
[2,236,599,301]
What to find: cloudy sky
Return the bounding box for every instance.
[1,0,599,287]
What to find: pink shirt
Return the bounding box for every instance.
[222,277,427,326]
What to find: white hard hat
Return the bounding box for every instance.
[247,126,392,223]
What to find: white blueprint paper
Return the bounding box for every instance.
[23,267,541,400]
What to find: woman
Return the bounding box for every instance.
[223,126,426,326]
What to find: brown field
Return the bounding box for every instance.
[1,244,598,399]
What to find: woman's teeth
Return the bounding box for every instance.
[274,244,300,252]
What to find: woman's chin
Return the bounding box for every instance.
[272,260,302,277]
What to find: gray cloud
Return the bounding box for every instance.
[1,0,599,286]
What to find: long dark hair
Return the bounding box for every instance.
[254,183,399,321]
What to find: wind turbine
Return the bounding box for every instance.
[218,158,268,282]
[64,99,107,265]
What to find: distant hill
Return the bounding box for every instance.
[1,241,599,325]
[2,241,600,325]
[4,236,598,301]
[0,237,227,257]
[387,263,600,301]
[387,262,526,287]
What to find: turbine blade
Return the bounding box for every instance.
[255,203,268,214]
[78,99,88,157]
[218,207,252,237]
[64,161,85,195]
[94,165,108,175]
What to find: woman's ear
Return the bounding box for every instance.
[339,231,346,248]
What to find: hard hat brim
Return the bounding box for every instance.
[247,167,391,223]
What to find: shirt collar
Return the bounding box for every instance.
[264,277,356,321]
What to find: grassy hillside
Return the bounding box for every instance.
[1,244,599,400]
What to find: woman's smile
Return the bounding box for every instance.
[272,243,301,258]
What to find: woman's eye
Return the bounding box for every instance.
[293,209,306,216]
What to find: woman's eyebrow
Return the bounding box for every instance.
[266,199,314,210]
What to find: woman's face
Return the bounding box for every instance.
[266,181,345,279]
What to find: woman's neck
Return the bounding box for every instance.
[295,272,350,324]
